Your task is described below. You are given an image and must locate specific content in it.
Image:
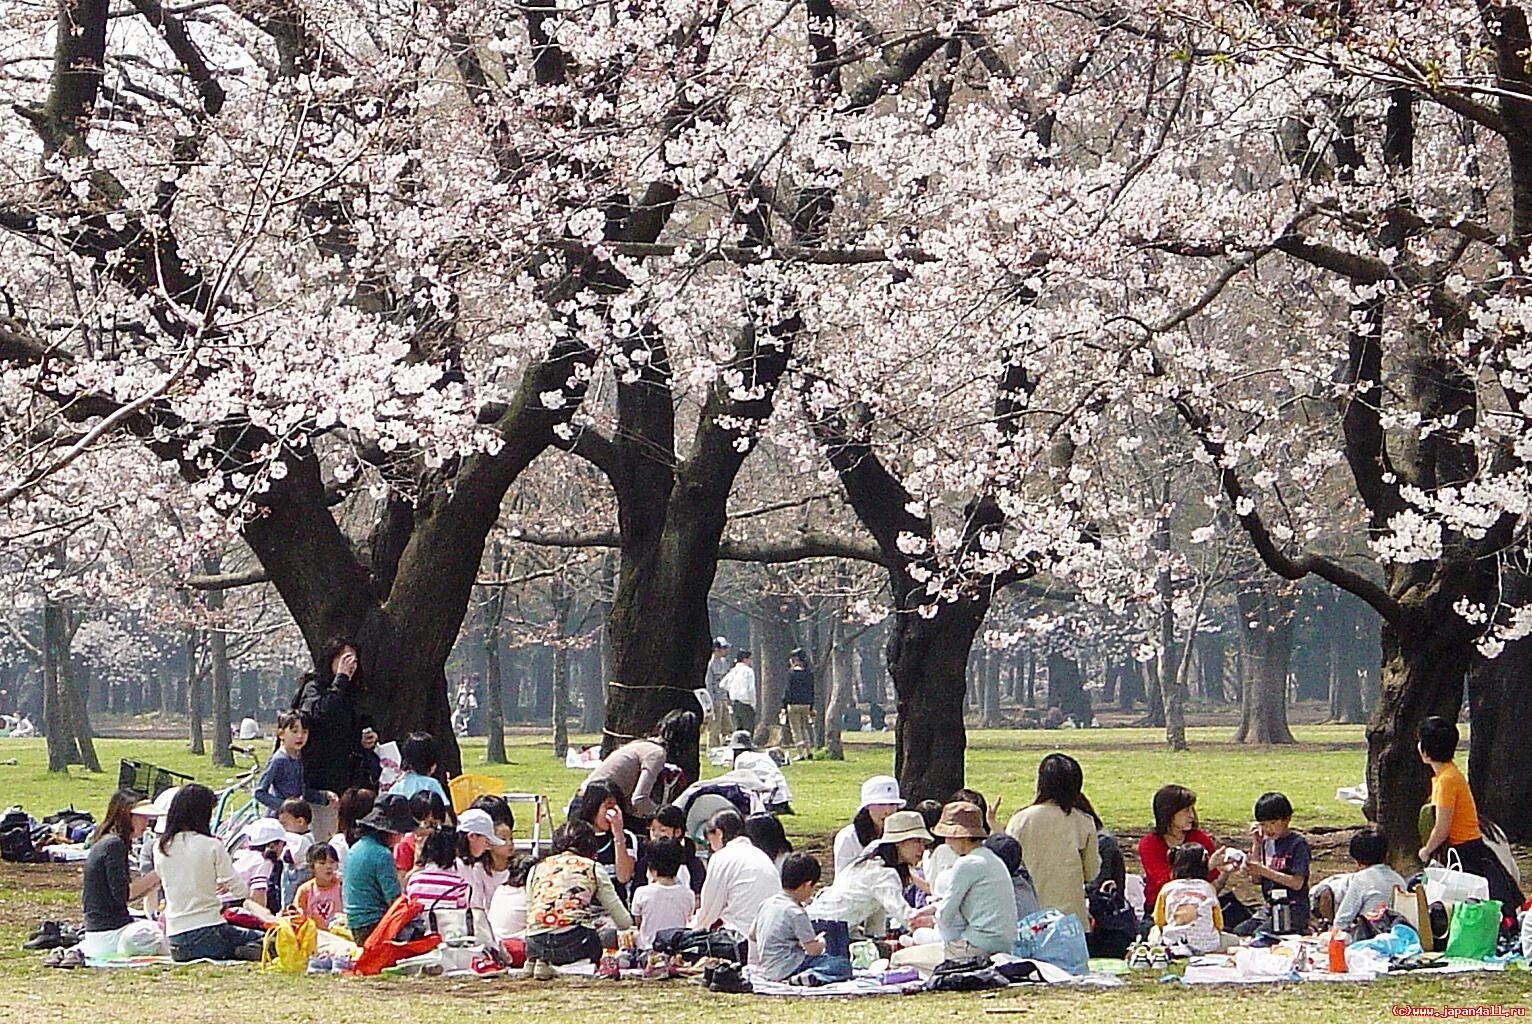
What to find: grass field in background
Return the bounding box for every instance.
[0,725,1370,842]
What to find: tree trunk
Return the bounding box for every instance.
[824,615,854,760]
[980,645,1002,728]
[206,565,233,768]
[1198,633,1227,703]
[42,598,77,772]
[1465,569,1532,841]
[886,597,987,803]
[1234,580,1298,744]
[1046,651,1090,725]
[1330,596,1368,725]
[1367,618,1471,861]
[551,580,572,758]
[186,627,205,755]
[479,563,508,763]
[753,602,794,745]
[1142,658,1166,727]
[531,646,553,723]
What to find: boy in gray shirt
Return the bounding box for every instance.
[751,853,851,986]
[1333,831,1405,935]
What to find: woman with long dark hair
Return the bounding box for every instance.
[578,709,699,818]
[156,785,266,961]
[79,790,165,960]
[810,810,931,936]
[1003,753,1099,927]
[573,779,639,894]
[1137,784,1232,912]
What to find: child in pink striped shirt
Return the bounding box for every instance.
[405,828,469,909]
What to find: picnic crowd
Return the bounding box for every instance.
[52,637,1529,985]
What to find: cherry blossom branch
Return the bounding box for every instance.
[0,343,201,510]
[1168,391,1405,625]
[543,238,935,267]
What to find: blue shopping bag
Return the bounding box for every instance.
[1013,909,1089,975]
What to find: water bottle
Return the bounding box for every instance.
[1328,929,1347,973]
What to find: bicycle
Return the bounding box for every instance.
[212,744,265,848]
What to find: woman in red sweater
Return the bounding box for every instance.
[1138,785,1236,910]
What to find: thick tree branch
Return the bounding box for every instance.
[182,567,270,591]
[506,526,886,566]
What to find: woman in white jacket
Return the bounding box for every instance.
[809,811,931,937]
[155,785,267,962]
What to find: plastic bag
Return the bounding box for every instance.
[1423,850,1490,906]
[1442,900,1500,960]
[1013,909,1089,976]
[1348,922,1422,961]
[262,915,317,973]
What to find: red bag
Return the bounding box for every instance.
[351,895,442,976]
[500,937,526,968]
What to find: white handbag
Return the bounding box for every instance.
[1423,849,1490,906]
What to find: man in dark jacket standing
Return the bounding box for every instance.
[781,648,815,761]
[294,640,362,841]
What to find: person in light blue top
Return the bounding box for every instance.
[907,801,1018,960]
[386,732,449,806]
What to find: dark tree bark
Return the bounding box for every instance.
[206,560,233,768]
[824,614,855,761]
[42,600,78,772]
[1466,569,1532,840]
[1047,652,1091,725]
[551,579,572,758]
[186,627,205,755]
[980,647,1003,727]
[479,556,509,763]
[1234,579,1297,744]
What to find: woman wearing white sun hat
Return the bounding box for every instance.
[832,776,905,876]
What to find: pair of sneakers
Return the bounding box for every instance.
[519,958,557,981]
[1125,941,1170,970]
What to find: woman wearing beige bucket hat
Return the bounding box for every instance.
[808,810,933,936]
[892,801,1018,972]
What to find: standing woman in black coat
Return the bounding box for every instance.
[294,637,363,842]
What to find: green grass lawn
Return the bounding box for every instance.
[1,725,1525,1023]
[0,724,1371,844]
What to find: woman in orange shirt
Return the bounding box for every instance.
[1417,716,1523,919]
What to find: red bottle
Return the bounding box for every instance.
[1327,930,1347,974]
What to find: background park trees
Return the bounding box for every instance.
[3,0,1531,856]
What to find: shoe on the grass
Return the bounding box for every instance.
[533,960,556,981]
[518,958,540,980]
[57,948,85,969]
[24,922,65,951]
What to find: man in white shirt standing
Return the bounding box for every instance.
[691,809,779,938]
[720,649,758,736]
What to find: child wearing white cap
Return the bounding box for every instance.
[832,776,905,876]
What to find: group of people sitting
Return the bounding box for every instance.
[71,704,1523,982]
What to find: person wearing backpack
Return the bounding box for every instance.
[292,638,363,843]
